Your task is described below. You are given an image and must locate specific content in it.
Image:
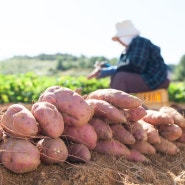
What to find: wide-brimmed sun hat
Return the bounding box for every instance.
[112,20,140,40]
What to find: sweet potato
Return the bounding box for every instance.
[153,136,180,155]
[138,119,161,144]
[37,138,68,164]
[125,149,150,163]
[0,125,3,141]
[126,121,147,141]
[38,86,93,126]
[129,140,156,155]
[110,123,135,145]
[31,102,64,138]
[172,141,185,149]
[0,144,2,163]
[67,143,91,163]
[62,123,97,150]
[86,99,127,124]
[143,109,174,126]
[160,106,185,128]
[157,124,182,141]
[86,88,142,109]
[89,117,112,140]
[177,128,185,143]
[0,138,40,173]
[94,139,130,157]
[124,106,147,122]
[1,104,39,138]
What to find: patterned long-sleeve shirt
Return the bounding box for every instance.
[99,36,168,90]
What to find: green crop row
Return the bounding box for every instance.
[0,72,110,104]
[168,82,185,103]
[0,72,184,104]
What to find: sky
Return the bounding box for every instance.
[0,0,184,64]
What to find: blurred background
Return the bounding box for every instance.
[0,0,185,103]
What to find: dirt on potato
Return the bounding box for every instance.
[1,103,185,185]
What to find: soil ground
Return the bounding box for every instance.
[1,103,185,185]
[1,149,185,185]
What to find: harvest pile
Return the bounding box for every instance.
[0,86,185,178]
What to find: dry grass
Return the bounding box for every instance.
[1,149,185,185]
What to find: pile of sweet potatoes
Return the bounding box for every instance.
[1,86,185,174]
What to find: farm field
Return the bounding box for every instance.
[1,71,185,184]
[1,101,185,185]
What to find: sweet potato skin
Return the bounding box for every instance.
[62,124,97,150]
[39,86,93,127]
[153,136,180,155]
[89,117,113,140]
[1,104,38,138]
[138,119,161,144]
[86,88,142,109]
[172,141,185,149]
[130,140,156,155]
[124,106,147,122]
[0,125,3,141]
[31,102,64,138]
[177,129,185,143]
[143,110,174,126]
[157,124,182,141]
[67,143,91,163]
[125,149,150,163]
[126,121,148,141]
[0,138,40,173]
[86,99,127,124]
[110,123,135,145]
[37,138,68,164]
[94,139,130,157]
[160,106,185,128]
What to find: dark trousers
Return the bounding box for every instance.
[110,72,170,93]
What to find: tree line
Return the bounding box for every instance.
[1,53,185,81]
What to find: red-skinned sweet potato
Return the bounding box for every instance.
[37,138,68,164]
[86,99,127,124]
[0,138,40,173]
[177,128,185,143]
[1,104,39,138]
[138,119,161,144]
[86,88,142,109]
[62,123,97,150]
[124,106,147,122]
[143,110,174,126]
[126,121,147,141]
[89,117,112,140]
[125,149,150,163]
[38,86,94,127]
[0,124,3,141]
[129,140,156,155]
[31,101,64,138]
[94,139,130,157]
[172,141,185,149]
[160,106,185,128]
[67,143,91,163]
[157,124,182,141]
[110,123,135,145]
[153,136,180,155]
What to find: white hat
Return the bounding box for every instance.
[112,20,140,39]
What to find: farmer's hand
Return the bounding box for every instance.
[87,67,101,79]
